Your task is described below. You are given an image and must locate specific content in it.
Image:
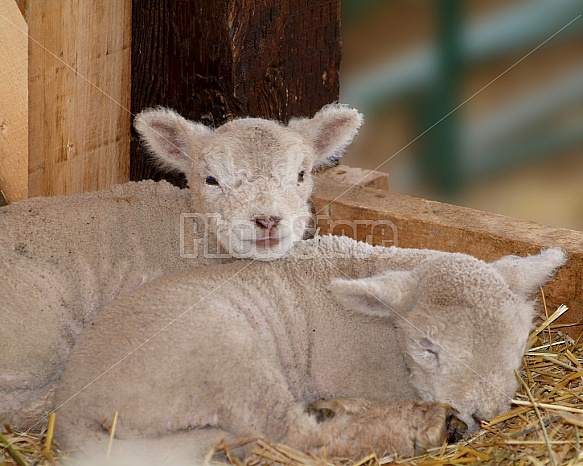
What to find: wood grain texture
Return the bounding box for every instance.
[0,1,28,202]
[27,0,131,197]
[316,165,389,190]
[313,177,583,328]
[131,0,341,186]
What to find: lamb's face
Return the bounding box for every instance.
[399,310,526,432]
[398,304,530,432]
[194,120,315,260]
[396,258,532,431]
[329,248,566,433]
[134,104,364,261]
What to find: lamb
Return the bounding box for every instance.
[0,104,363,430]
[53,235,567,463]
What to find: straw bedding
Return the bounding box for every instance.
[2,300,582,466]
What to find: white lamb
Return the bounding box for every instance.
[53,235,566,464]
[0,104,363,429]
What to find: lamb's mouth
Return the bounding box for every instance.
[254,237,281,248]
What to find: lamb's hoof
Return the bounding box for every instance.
[307,398,374,422]
[445,409,468,443]
[307,399,337,422]
[413,403,468,455]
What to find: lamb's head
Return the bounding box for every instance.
[133,105,363,260]
[329,248,567,431]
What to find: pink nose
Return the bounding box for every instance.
[255,216,281,230]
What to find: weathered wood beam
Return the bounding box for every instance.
[26,0,131,197]
[316,165,389,190]
[131,0,342,185]
[313,177,583,327]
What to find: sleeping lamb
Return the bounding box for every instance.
[0,104,363,429]
[53,235,567,463]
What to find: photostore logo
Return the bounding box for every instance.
[179,213,398,259]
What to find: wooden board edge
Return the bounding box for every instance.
[315,164,388,190]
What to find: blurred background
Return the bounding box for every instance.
[339,0,583,231]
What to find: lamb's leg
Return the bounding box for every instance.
[307,397,376,421]
[210,369,466,459]
[289,400,467,458]
[60,402,464,465]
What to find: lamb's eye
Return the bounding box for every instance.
[423,348,439,363]
[205,176,219,186]
[418,338,440,366]
[297,170,305,183]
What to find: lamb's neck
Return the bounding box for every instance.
[290,236,439,277]
[272,258,413,404]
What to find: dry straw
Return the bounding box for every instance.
[2,299,582,466]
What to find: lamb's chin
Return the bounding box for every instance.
[225,235,294,260]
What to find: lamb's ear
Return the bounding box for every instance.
[288,103,364,170]
[328,271,416,319]
[133,107,213,174]
[492,248,567,296]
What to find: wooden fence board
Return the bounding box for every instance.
[26,0,131,197]
[0,1,28,202]
[313,177,583,326]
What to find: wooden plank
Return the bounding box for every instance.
[0,1,28,202]
[26,0,131,197]
[130,0,341,186]
[313,177,583,326]
[316,165,389,190]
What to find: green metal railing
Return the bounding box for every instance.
[341,0,583,194]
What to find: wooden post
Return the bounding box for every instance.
[0,1,28,202]
[131,0,342,185]
[26,0,131,197]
